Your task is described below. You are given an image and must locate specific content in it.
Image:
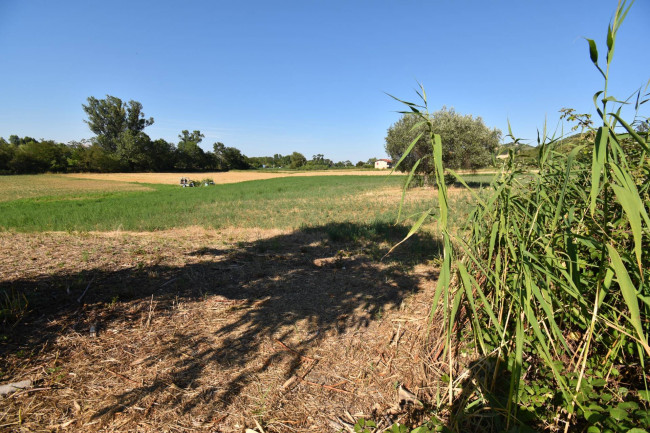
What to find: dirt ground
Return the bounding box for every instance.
[63,170,401,185]
[0,226,442,432]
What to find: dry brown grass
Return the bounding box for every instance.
[355,185,470,204]
[0,228,442,432]
[0,175,152,202]
[63,170,402,185]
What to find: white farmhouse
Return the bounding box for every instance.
[374,159,392,169]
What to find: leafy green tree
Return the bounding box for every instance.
[86,144,122,172]
[246,156,264,169]
[178,130,204,147]
[0,138,16,173]
[8,135,20,146]
[289,151,306,168]
[7,135,38,146]
[125,100,154,133]
[210,141,249,170]
[278,154,292,167]
[7,139,69,173]
[66,140,93,172]
[385,108,501,175]
[176,130,206,171]
[212,142,228,170]
[115,130,152,171]
[222,146,249,170]
[272,153,284,167]
[82,95,154,152]
[149,139,176,171]
[304,154,332,169]
[64,140,121,172]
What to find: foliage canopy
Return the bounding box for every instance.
[82,95,154,152]
[385,108,501,176]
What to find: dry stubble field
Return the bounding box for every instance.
[63,169,399,185]
[0,172,449,433]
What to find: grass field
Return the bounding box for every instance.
[0,173,485,233]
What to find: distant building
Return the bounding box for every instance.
[374,159,393,169]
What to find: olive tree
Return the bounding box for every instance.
[385,107,501,175]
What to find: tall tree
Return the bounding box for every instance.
[178,130,204,148]
[289,151,306,168]
[212,142,227,170]
[176,130,206,171]
[82,95,154,151]
[125,100,154,133]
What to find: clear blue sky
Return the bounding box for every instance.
[0,0,648,163]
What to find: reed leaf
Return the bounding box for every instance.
[606,244,649,356]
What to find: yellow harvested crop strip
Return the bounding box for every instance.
[63,169,401,185]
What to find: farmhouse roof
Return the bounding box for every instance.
[378,158,392,163]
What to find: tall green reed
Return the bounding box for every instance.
[392,1,648,430]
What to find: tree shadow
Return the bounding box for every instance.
[0,222,441,427]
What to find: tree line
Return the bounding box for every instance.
[0,95,377,174]
[0,132,248,174]
[0,94,529,176]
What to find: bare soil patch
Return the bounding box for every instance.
[0,226,440,432]
[63,170,400,185]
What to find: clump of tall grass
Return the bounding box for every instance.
[392,2,649,431]
[0,288,28,328]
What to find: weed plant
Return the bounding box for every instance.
[0,288,28,332]
[390,2,649,431]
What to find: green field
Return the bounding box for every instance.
[0,173,487,233]
[0,174,401,231]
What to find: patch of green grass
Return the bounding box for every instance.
[0,175,448,232]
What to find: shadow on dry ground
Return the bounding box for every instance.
[0,223,440,432]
